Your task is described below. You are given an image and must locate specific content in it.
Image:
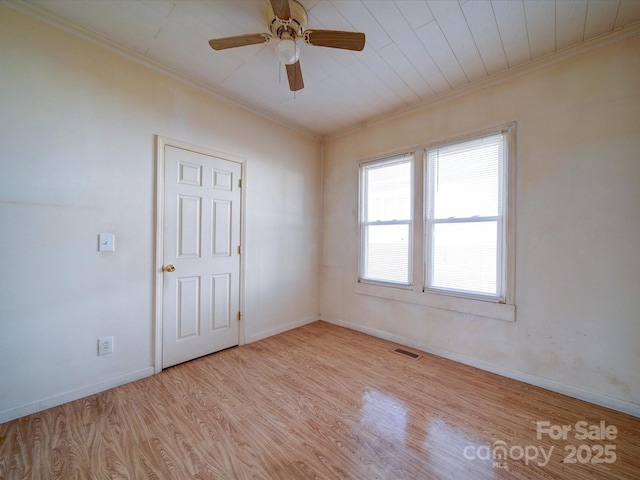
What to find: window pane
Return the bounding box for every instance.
[365,161,411,221]
[364,224,409,283]
[429,136,502,219]
[429,221,497,295]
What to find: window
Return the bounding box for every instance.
[357,125,515,318]
[359,154,413,285]
[425,133,506,301]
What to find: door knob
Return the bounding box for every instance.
[164,264,176,272]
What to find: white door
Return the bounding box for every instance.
[162,144,241,368]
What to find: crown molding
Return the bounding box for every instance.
[324,21,640,141]
[6,0,639,143]
[4,0,322,140]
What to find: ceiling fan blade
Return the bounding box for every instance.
[286,60,304,91]
[208,33,270,50]
[304,30,366,51]
[270,0,291,20]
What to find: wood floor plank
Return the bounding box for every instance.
[1,321,639,479]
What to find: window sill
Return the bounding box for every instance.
[353,281,515,322]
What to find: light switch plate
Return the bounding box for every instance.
[98,233,115,252]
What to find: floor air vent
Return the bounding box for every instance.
[393,348,421,360]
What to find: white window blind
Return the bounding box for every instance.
[426,133,506,300]
[360,155,413,285]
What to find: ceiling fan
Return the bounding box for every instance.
[208,0,366,92]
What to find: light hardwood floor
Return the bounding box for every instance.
[1,321,639,479]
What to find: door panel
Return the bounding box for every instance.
[178,195,201,258]
[211,200,231,256]
[177,276,200,339]
[162,145,241,368]
[211,273,230,330]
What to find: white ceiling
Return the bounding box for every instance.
[18,0,640,138]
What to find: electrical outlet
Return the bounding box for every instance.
[98,336,113,356]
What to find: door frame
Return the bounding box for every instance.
[154,135,246,374]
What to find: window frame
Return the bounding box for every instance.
[424,132,508,303]
[354,123,516,322]
[358,154,415,287]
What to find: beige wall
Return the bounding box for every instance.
[2,2,638,422]
[321,34,640,416]
[0,5,321,422]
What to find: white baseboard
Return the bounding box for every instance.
[2,316,319,424]
[322,317,640,418]
[6,318,637,422]
[0,367,155,424]
[245,314,320,344]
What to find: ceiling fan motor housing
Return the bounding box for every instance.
[267,0,308,39]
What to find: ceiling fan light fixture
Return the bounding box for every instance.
[276,38,299,65]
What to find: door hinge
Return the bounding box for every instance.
[237,245,241,255]
[237,311,241,321]
[238,178,243,188]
